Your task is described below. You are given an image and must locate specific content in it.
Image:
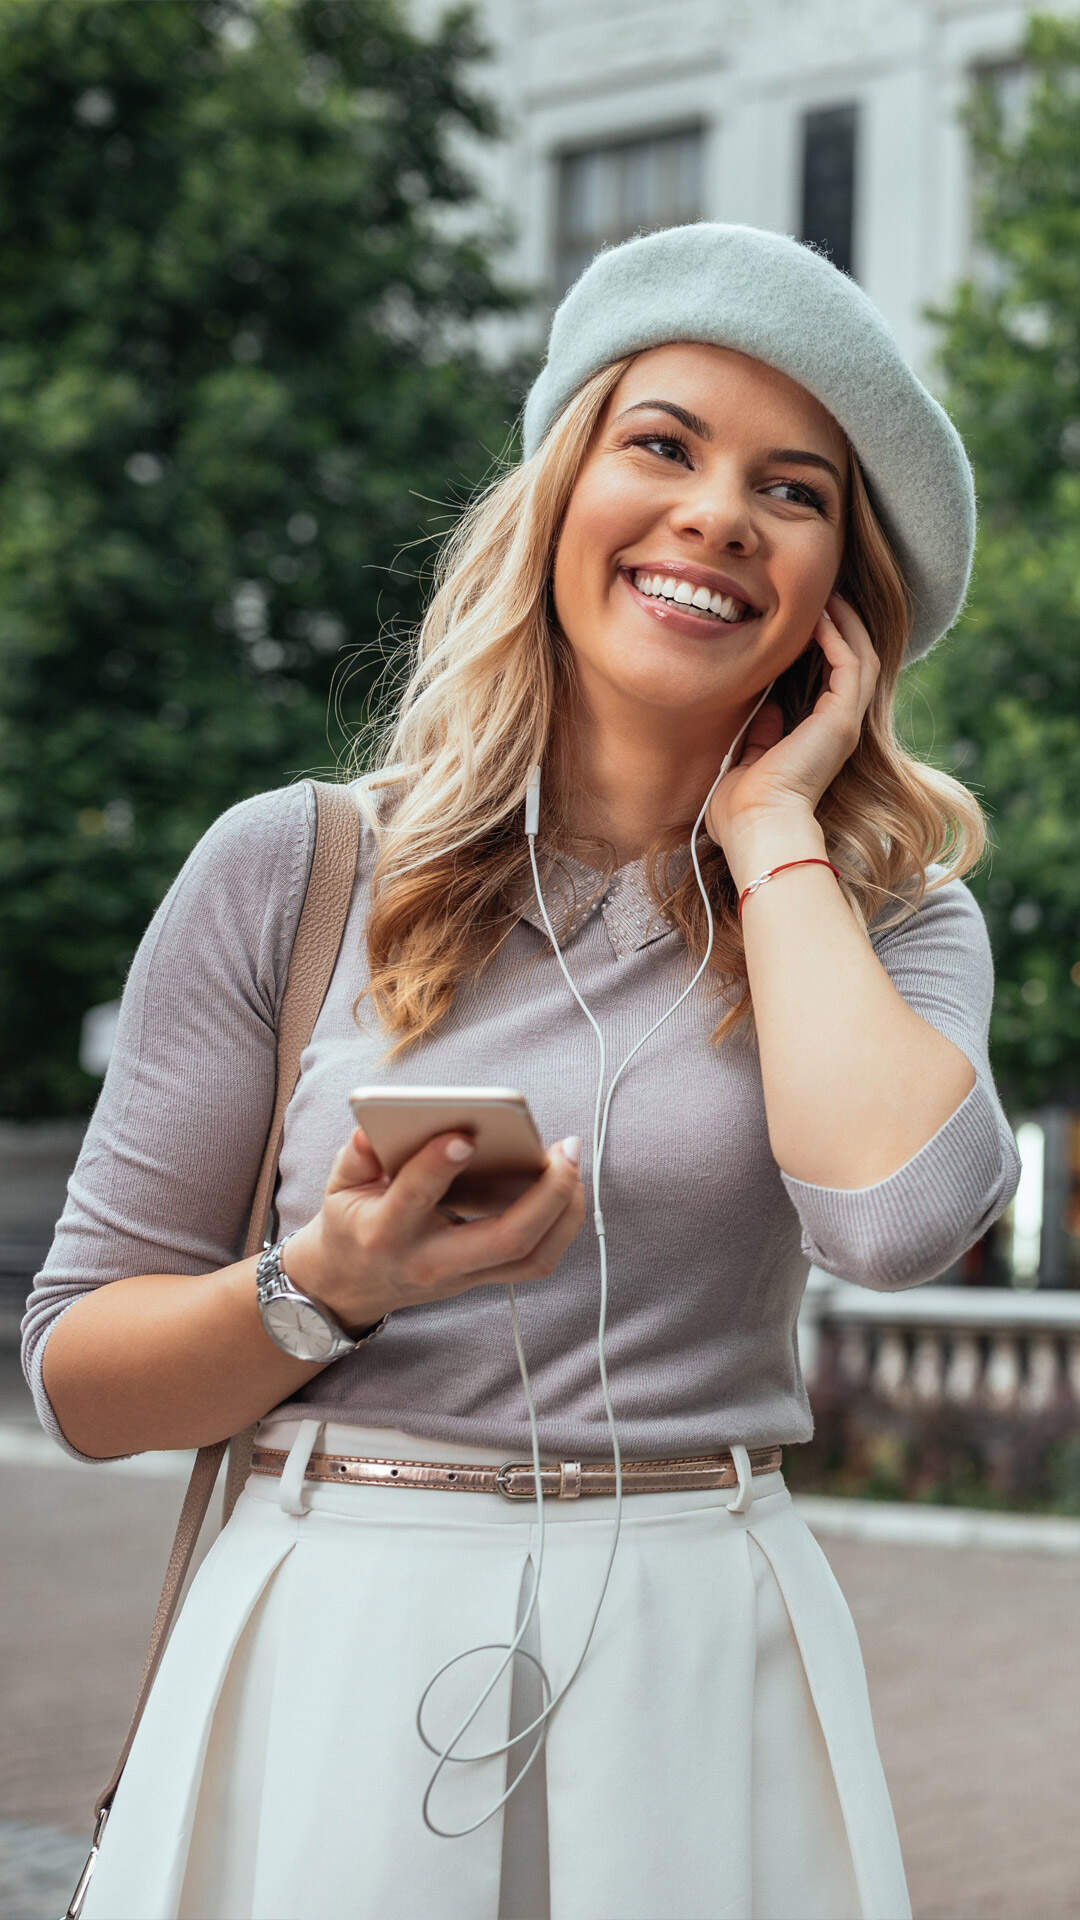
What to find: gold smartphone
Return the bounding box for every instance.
[347,1085,550,1219]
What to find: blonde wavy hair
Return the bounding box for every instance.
[342,354,988,1061]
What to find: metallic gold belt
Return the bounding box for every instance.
[249,1442,783,1501]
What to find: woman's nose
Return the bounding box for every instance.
[669,477,758,555]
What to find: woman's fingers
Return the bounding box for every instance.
[825,593,881,689]
[373,1130,482,1238]
[425,1144,584,1280]
[476,1177,589,1291]
[323,1125,386,1195]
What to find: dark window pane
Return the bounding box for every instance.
[969,60,1031,291]
[554,128,703,298]
[972,57,1031,146]
[801,105,858,278]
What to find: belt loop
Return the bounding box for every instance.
[278,1419,324,1516]
[558,1460,582,1499]
[723,1443,755,1515]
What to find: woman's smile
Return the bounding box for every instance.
[618,564,764,638]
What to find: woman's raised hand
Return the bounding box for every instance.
[704,592,881,846]
[284,1125,587,1337]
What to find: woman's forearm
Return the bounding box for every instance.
[726,807,977,1189]
[40,1256,332,1460]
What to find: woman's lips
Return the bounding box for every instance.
[619,569,761,638]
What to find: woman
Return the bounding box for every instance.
[24,222,1021,1919]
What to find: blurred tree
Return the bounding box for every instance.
[0,0,527,1117]
[899,12,1080,1114]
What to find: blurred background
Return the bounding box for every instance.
[1,1,1078,1915]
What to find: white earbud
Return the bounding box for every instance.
[415,678,779,1837]
[525,765,541,839]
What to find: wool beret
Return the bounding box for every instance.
[522,222,976,666]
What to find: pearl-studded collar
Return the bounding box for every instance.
[505,841,695,957]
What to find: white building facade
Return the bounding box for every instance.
[446,0,1069,388]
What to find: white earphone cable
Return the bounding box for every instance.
[415,678,778,1837]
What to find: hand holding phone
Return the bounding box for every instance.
[281,1089,585,1340]
[348,1086,550,1219]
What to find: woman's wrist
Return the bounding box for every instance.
[721,807,828,898]
[280,1217,389,1340]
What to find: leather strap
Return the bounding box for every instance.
[90,779,361,1828]
[249,1443,785,1500]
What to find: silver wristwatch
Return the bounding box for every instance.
[255,1234,390,1364]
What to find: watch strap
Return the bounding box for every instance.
[256,1233,362,1358]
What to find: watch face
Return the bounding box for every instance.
[262,1294,344,1364]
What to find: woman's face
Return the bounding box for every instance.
[551,342,849,730]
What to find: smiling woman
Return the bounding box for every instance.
[25,222,1021,1920]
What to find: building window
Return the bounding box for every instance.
[969,59,1032,289]
[554,127,703,299]
[800,104,858,278]
[972,57,1031,147]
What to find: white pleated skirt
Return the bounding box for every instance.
[80,1418,912,1920]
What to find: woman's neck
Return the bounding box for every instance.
[553,722,729,869]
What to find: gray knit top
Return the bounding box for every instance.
[21,780,1022,1463]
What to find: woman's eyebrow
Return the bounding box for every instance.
[617,399,712,438]
[767,446,844,490]
[617,401,844,490]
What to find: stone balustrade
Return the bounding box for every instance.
[799,1276,1080,1416]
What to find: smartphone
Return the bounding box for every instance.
[347,1086,550,1219]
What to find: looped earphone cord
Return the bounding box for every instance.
[414,678,779,1838]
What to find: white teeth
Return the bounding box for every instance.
[632,571,753,622]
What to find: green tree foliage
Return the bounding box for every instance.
[0,0,526,1117]
[900,13,1080,1111]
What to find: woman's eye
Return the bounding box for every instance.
[765,480,828,512]
[629,433,689,465]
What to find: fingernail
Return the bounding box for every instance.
[445,1138,474,1163]
[559,1136,582,1167]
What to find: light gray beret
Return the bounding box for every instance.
[522,222,976,666]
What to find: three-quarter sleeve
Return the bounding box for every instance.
[778,867,1022,1290]
[20,781,317,1459]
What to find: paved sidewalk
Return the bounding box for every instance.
[0,1815,89,1920]
[1,1352,1077,1919]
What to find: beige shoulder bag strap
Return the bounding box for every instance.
[64,777,362,1920]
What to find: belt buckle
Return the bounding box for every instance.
[495,1460,543,1500]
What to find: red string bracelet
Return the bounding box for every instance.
[737,858,841,920]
